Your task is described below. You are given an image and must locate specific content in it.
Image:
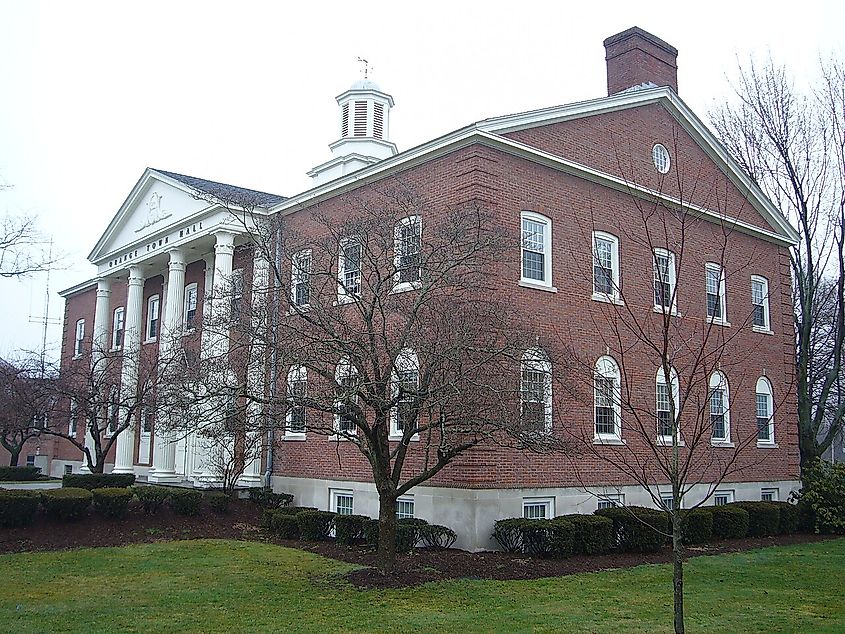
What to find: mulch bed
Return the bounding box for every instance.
[1,500,838,589]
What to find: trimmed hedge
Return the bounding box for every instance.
[420,524,457,549]
[62,473,136,490]
[170,489,202,516]
[0,466,42,481]
[297,510,336,541]
[771,501,800,534]
[92,487,132,519]
[268,513,300,539]
[132,485,172,514]
[335,514,369,545]
[362,518,433,552]
[273,506,318,516]
[206,492,231,514]
[492,518,525,553]
[42,487,93,521]
[562,514,615,555]
[363,518,380,548]
[0,490,39,527]
[595,506,669,552]
[681,508,714,544]
[247,488,294,509]
[712,505,749,539]
[729,502,780,537]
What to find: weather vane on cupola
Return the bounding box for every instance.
[357,56,371,79]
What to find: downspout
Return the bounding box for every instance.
[265,220,283,489]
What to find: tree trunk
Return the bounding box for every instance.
[672,510,685,634]
[376,492,398,574]
[8,447,21,467]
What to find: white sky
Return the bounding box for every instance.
[0,0,842,361]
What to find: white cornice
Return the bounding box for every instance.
[59,278,97,298]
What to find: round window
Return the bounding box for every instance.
[652,143,670,174]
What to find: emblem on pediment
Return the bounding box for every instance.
[136,191,172,232]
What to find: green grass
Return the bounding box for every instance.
[1,538,843,633]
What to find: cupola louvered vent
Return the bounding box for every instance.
[341,103,349,137]
[354,101,368,136]
[373,103,384,139]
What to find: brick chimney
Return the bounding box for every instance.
[603,27,678,95]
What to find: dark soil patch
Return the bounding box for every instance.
[1,504,838,590]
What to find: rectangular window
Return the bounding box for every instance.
[230,269,244,322]
[25,455,35,467]
[522,217,547,282]
[146,295,160,341]
[336,375,358,434]
[68,399,78,438]
[339,241,362,299]
[761,488,778,502]
[597,493,623,510]
[751,276,770,331]
[756,392,771,441]
[713,490,734,506]
[74,319,85,356]
[661,495,675,510]
[64,464,73,475]
[396,497,415,520]
[521,367,548,433]
[291,250,311,307]
[706,264,726,322]
[287,371,307,435]
[112,307,125,350]
[396,217,422,285]
[184,284,198,330]
[394,369,419,434]
[594,376,616,436]
[653,249,676,311]
[710,387,727,440]
[656,381,673,438]
[333,490,354,515]
[522,498,553,519]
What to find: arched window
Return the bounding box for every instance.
[335,357,359,435]
[755,377,774,444]
[286,365,307,437]
[594,356,621,440]
[391,348,420,438]
[709,371,731,443]
[521,347,552,433]
[656,366,680,441]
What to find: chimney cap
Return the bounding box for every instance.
[603,26,678,57]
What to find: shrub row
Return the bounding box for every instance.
[794,460,845,534]
[247,487,294,509]
[0,466,42,481]
[493,515,615,557]
[0,490,40,527]
[62,473,136,490]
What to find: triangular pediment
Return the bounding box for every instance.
[88,169,215,264]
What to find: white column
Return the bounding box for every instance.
[113,266,144,474]
[149,249,186,484]
[79,278,112,473]
[239,250,269,487]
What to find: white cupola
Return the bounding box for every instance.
[307,78,398,186]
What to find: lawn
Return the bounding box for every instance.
[1,538,843,633]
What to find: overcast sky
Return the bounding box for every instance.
[0,0,842,361]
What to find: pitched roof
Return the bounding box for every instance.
[152,169,287,207]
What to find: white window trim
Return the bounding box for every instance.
[653,143,671,174]
[594,355,622,443]
[520,211,556,291]
[709,371,733,445]
[713,490,735,506]
[393,215,422,292]
[337,238,362,304]
[591,231,622,304]
[333,357,358,438]
[396,495,415,519]
[751,275,772,334]
[660,494,681,510]
[290,249,312,311]
[145,295,160,343]
[755,376,777,447]
[111,307,125,351]
[652,248,678,315]
[522,496,555,519]
[705,263,730,326]
[105,387,119,438]
[74,319,85,358]
[68,399,78,438]
[285,365,307,440]
[330,489,354,515]
[761,488,779,502]
[390,348,421,441]
[596,492,624,510]
[656,366,683,445]
[520,347,553,435]
[183,283,198,332]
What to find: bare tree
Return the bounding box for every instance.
[0,356,54,466]
[711,57,845,467]
[0,181,60,278]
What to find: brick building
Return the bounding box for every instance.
[45,27,800,549]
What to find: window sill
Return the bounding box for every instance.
[653,306,680,317]
[182,328,196,337]
[143,338,158,345]
[392,280,422,295]
[656,437,685,447]
[593,436,626,446]
[520,280,558,293]
[287,304,310,316]
[711,440,735,448]
[389,433,419,442]
[756,441,779,448]
[330,433,357,441]
[592,293,623,306]
[752,326,774,335]
[284,434,306,441]
[109,346,122,353]
[706,317,731,327]
[334,295,360,306]
[72,354,83,360]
